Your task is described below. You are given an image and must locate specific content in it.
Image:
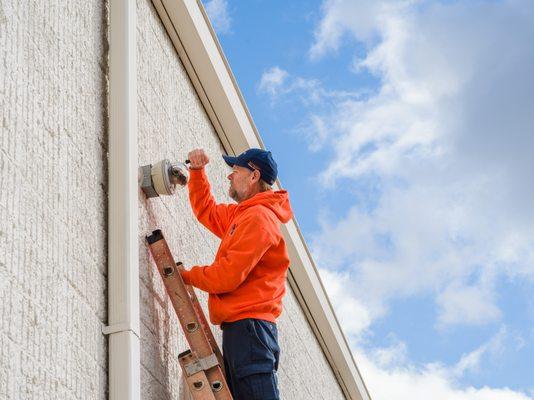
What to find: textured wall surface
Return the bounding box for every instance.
[136,1,345,399]
[0,0,345,398]
[0,1,108,400]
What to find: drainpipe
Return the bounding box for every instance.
[103,0,140,399]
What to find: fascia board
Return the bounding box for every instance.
[150,0,372,399]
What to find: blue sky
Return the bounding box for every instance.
[202,1,534,398]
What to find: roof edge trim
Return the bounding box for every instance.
[150,0,371,399]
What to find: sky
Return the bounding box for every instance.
[202,0,534,398]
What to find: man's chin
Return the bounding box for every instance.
[229,188,238,202]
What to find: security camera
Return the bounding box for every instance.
[139,159,190,198]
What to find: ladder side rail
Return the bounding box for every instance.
[148,237,214,358]
[177,262,225,374]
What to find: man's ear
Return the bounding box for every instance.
[251,169,261,183]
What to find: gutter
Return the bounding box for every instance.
[103,1,141,399]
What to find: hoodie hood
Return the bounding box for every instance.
[237,190,293,224]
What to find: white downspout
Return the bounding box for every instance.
[104,0,140,399]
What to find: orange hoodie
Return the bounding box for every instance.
[180,168,293,326]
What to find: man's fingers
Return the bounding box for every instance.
[187,149,209,169]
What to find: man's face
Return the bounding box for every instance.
[228,165,257,202]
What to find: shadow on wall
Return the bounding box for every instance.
[0,2,6,24]
[140,191,173,399]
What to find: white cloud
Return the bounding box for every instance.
[437,281,501,328]
[258,68,368,151]
[259,66,366,103]
[371,337,409,369]
[359,345,531,400]
[309,0,406,60]
[258,66,289,97]
[337,326,530,399]
[306,0,534,330]
[204,0,231,34]
[312,269,516,399]
[452,326,507,377]
[318,268,372,338]
[305,115,329,152]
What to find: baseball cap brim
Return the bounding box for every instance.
[222,154,249,169]
[222,155,238,167]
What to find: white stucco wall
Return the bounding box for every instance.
[0,0,346,398]
[136,1,345,399]
[0,1,107,399]
[137,0,227,397]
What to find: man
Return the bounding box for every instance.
[180,148,293,400]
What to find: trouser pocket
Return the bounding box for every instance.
[235,362,279,400]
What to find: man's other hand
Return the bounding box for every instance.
[188,149,210,170]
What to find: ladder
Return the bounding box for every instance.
[146,229,233,400]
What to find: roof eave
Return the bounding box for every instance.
[149,1,371,398]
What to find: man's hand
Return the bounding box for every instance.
[188,149,210,170]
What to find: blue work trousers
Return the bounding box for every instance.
[221,318,280,400]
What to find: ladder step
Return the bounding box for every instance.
[179,351,217,400]
[183,353,219,376]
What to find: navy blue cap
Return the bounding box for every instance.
[222,148,278,185]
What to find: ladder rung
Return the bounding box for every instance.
[179,352,217,400]
[183,353,219,376]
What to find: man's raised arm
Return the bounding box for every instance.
[187,149,236,238]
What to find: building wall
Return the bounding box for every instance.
[136,1,345,399]
[0,0,345,398]
[0,1,108,400]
